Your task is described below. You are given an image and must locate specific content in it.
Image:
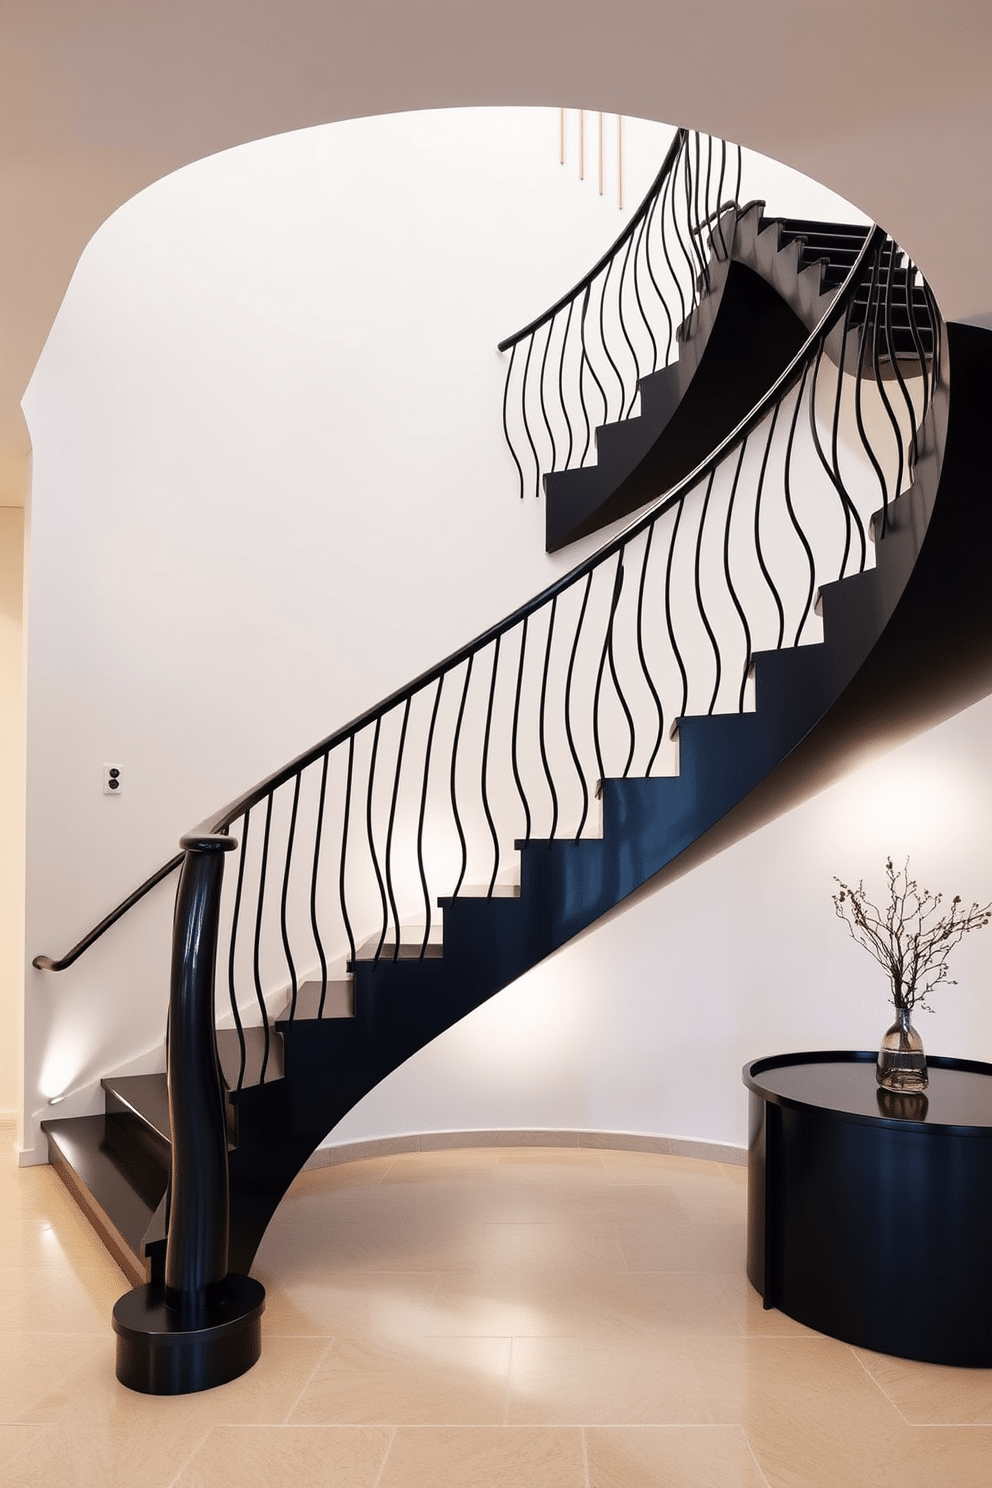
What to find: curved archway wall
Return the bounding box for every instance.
[8,5,992,1156]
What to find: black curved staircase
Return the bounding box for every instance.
[36,142,992,1392]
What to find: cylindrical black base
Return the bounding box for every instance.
[113,1275,265,1395]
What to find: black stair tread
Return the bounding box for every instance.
[276,978,354,1023]
[438,884,520,903]
[215,1024,284,1086]
[103,1072,170,1142]
[42,1113,163,1285]
[350,932,444,963]
[772,218,872,238]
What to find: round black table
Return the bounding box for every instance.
[743,1051,992,1367]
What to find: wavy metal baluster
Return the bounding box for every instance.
[450,656,474,897]
[557,298,577,471]
[751,399,787,650]
[520,331,541,498]
[537,317,558,476]
[615,231,641,417]
[538,597,560,839]
[852,273,892,545]
[278,774,301,1021]
[251,794,274,1084]
[563,572,594,837]
[510,618,532,840]
[367,719,390,962]
[721,442,754,712]
[417,678,444,958]
[481,637,502,895]
[629,207,659,375]
[870,240,907,524]
[501,341,526,500]
[664,492,691,721]
[636,521,666,775]
[227,810,250,1093]
[384,697,411,962]
[578,284,607,463]
[593,556,625,786]
[781,366,819,645]
[338,735,357,970]
[596,256,626,426]
[603,544,636,776]
[309,752,329,1018]
[691,472,722,715]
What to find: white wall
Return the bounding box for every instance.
[0,505,25,1120]
[21,107,985,1163]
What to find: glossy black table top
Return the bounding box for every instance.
[743,1050,992,1134]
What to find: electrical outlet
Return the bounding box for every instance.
[104,763,122,797]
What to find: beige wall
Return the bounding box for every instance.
[0,503,25,1121]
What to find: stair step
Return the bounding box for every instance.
[42,1113,165,1286]
[276,978,354,1023]
[215,1024,284,1086]
[350,932,444,964]
[438,884,521,903]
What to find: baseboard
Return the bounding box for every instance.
[303,1129,747,1170]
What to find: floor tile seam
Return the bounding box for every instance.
[0,1419,58,1477]
[579,1422,592,1487]
[739,1423,776,1487]
[164,1420,216,1488]
[370,1425,398,1488]
[679,1333,723,1423]
[278,1334,338,1424]
[848,1345,914,1424]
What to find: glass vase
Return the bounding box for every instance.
[876,1005,928,1092]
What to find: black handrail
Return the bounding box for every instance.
[497,128,688,352]
[33,216,892,974]
[32,853,184,971]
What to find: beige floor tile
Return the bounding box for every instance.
[31,1332,332,1430]
[585,1425,769,1487]
[0,1414,210,1488]
[259,1216,481,1273]
[854,1346,992,1424]
[477,1221,625,1275]
[0,1264,122,1332]
[549,1183,686,1228]
[670,1176,748,1223]
[575,1271,739,1340]
[423,1270,577,1337]
[710,1271,821,1339]
[0,1331,101,1423]
[179,1423,392,1488]
[0,1426,46,1469]
[687,1335,914,1488]
[599,1152,720,1185]
[261,1271,439,1339]
[617,1221,745,1272]
[288,1335,512,1425]
[507,1336,711,1425]
[381,1149,500,1182]
[378,1425,587,1487]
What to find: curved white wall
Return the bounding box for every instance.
[19,109,992,1161]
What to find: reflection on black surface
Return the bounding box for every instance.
[751,1057,992,1129]
[876,1087,929,1123]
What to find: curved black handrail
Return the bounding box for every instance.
[33,218,893,974]
[32,853,184,971]
[499,129,744,501]
[497,128,688,352]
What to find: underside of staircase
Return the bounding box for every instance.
[38,181,992,1392]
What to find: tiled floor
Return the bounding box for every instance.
[3,1127,991,1486]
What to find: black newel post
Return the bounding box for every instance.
[112,832,265,1395]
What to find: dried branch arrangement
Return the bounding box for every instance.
[833,857,991,1012]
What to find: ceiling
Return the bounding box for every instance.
[2,0,989,506]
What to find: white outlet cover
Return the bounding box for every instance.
[104,763,123,797]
